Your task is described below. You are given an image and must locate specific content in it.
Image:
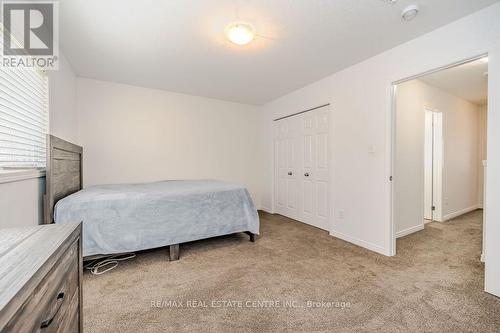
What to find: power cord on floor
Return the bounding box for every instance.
[84,253,136,275]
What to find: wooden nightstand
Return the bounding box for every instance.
[0,222,83,332]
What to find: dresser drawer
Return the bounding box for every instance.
[3,241,79,333]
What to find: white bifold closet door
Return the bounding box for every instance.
[275,116,300,220]
[275,107,330,231]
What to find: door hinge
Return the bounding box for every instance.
[432,206,436,211]
[389,176,393,181]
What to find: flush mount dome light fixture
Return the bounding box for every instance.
[402,4,419,21]
[225,22,255,46]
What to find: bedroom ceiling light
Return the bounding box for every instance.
[402,4,419,21]
[225,22,255,46]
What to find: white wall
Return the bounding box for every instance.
[0,53,78,229]
[49,53,79,143]
[76,78,261,207]
[395,80,480,236]
[477,104,488,207]
[394,80,427,237]
[441,91,480,220]
[259,4,500,296]
[0,177,45,228]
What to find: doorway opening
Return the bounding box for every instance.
[391,55,488,258]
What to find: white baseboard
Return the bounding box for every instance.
[442,204,481,221]
[259,206,274,214]
[396,224,424,238]
[330,230,388,256]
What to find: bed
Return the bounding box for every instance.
[43,135,259,260]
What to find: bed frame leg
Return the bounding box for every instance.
[169,244,180,261]
[245,232,255,243]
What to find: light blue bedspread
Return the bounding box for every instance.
[54,180,259,257]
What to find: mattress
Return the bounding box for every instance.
[54,180,259,257]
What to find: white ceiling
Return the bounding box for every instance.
[420,59,488,105]
[60,0,499,105]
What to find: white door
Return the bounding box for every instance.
[424,110,434,220]
[432,112,443,221]
[275,117,299,219]
[300,112,316,225]
[313,109,330,230]
[423,109,443,221]
[275,107,330,230]
[299,109,330,230]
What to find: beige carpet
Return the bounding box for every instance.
[83,210,500,332]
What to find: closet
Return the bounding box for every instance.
[274,106,330,231]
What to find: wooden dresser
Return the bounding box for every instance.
[0,223,82,333]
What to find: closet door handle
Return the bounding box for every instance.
[304,173,310,177]
[288,172,293,176]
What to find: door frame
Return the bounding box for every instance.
[272,103,333,231]
[389,53,488,256]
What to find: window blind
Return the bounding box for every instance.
[0,67,49,168]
